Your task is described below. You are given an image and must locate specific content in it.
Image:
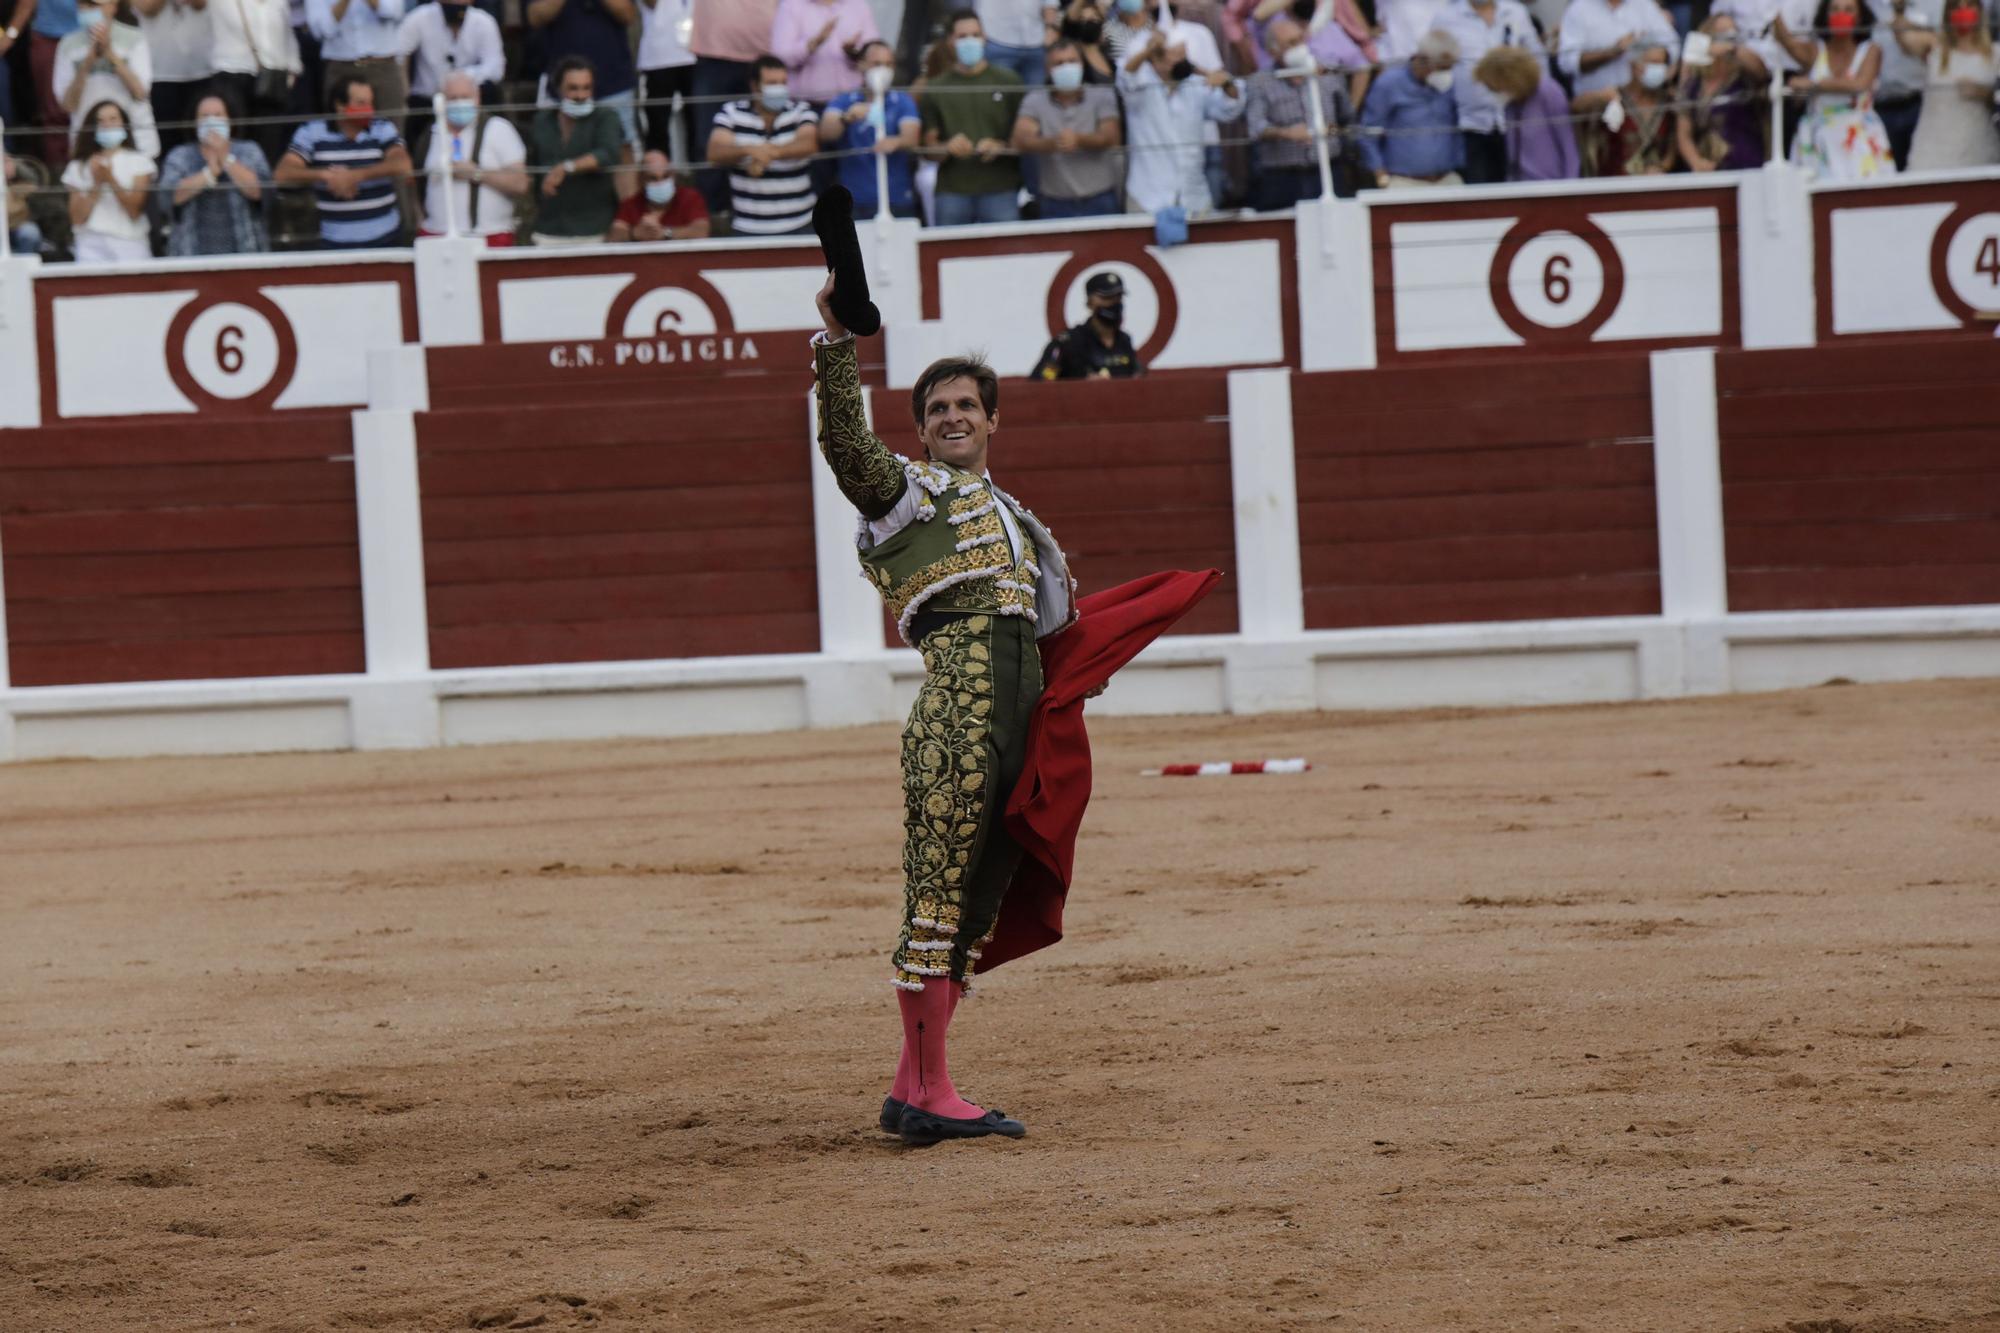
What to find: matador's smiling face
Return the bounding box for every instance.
[919,376,998,474]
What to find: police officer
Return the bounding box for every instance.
[1032,271,1146,380]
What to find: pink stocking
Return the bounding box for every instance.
[893,979,982,1118]
[889,978,963,1102]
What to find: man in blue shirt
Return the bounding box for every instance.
[1357,30,1467,187]
[308,0,409,131]
[815,39,920,219]
[275,74,413,248]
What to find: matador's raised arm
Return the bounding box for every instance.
[814,335,908,522]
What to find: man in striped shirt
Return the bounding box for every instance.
[704,54,819,237]
[275,76,412,249]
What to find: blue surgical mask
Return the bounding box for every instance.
[95,126,127,150]
[759,83,792,110]
[560,97,594,118]
[644,178,676,205]
[1116,0,1143,14]
[197,115,231,141]
[445,99,477,128]
[955,35,986,66]
[1050,61,1085,90]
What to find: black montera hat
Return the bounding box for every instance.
[1084,271,1126,298]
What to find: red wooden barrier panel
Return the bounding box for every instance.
[1717,337,2000,612]
[0,416,365,685]
[416,393,820,668]
[872,374,1241,645]
[1292,356,1661,628]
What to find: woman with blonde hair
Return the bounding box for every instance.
[1890,0,2000,170]
[1473,44,1579,179]
[1677,13,1770,171]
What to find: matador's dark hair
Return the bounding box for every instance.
[911,354,1000,427]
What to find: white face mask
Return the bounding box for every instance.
[1050,60,1086,90]
[644,177,676,205]
[1282,43,1317,73]
[1425,68,1454,93]
[1638,62,1670,88]
[864,65,894,95]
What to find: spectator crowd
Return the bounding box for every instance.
[4,0,1999,258]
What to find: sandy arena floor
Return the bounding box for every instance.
[3,680,1998,1332]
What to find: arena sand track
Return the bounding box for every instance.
[3,680,1998,1332]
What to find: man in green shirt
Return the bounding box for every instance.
[527,55,625,244]
[920,9,1025,225]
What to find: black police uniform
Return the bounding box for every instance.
[1032,320,1144,380]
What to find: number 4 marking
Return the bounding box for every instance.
[1977,235,2000,287]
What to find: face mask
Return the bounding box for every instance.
[1948,4,1979,31]
[645,178,676,205]
[560,97,595,117]
[197,115,230,140]
[865,64,894,94]
[341,105,374,129]
[88,9,109,32]
[441,2,467,23]
[95,126,127,149]
[1064,17,1103,41]
[1826,9,1857,33]
[1116,0,1143,14]
[1169,58,1195,79]
[1425,68,1454,92]
[759,83,791,110]
[955,35,986,65]
[1095,301,1124,326]
[1291,0,1315,16]
[1050,60,1085,90]
[445,99,477,128]
[1639,62,1669,87]
[1282,43,1317,72]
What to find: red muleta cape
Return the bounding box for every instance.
[977,568,1224,973]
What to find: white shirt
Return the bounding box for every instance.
[1867,0,1940,95]
[421,111,523,234]
[975,0,1046,48]
[211,0,302,76]
[62,148,156,241]
[1117,60,1245,213]
[1557,0,1680,92]
[53,28,161,158]
[138,0,215,82]
[306,0,406,60]
[398,2,504,96]
[1432,0,1545,131]
[1380,0,1452,60]
[637,0,694,69]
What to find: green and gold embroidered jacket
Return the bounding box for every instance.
[814,335,1076,645]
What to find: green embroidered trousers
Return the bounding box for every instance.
[892,612,1044,991]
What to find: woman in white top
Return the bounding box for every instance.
[637,0,695,158]
[1773,0,1895,178]
[63,100,158,262]
[1891,0,2000,169]
[54,0,161,158]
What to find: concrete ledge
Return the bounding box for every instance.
[1,608,1994,761]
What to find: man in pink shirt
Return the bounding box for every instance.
[690,0,782,210]
[770,0,878,105]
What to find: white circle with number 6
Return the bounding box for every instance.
[1942,212,2000,316]
[182,302,281,400]
[1506,230,1605,329]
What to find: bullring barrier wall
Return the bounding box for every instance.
[0,163,1996,758]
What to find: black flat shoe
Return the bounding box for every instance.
[898,1105,1027,1147]
[879,1096,906,1134]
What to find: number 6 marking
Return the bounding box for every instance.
[1543,253,1572,305]
[216,324,246,375]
